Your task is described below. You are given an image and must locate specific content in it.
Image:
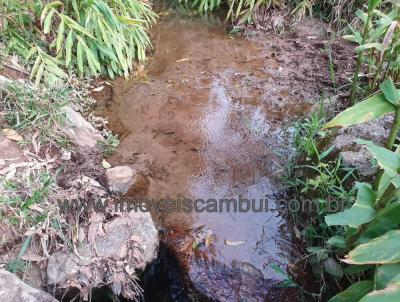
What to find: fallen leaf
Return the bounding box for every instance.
[29,204,44,213]
[21,253,46,262]
[224,240,246,246]
[102,159,111,169]
[176,58,190,63]
[2,128,23,141]
[92,86,105,92]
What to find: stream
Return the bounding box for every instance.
[95,14,346,301]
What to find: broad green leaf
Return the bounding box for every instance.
[325,183,376,226]
[359,140,400,177]
[375,264,400,290]
[328,236,347,249]
[345,229,400,264]
[324,257,344,279]
[360,201,400,242]
[360,285,400,302]
[323,93,395,129]
[344,265,374,275]
[380,79,400,106]
[328,281,373,302]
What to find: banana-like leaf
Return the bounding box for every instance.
[360,285,400,302]
[380,79,400,106]
[345,229,400,264]
[323,93,395,129]
[328,281,374,302]
[375,264,400,290]
[325,183,376,226]
[359,140,400,177]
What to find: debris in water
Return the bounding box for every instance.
[224,240,246,246]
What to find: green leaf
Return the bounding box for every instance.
[345,229,400,264]
[77,41,84,76]
[43,9,56,35]
[325,183,376,226]
[328,236,347,249]
[65,30,74,67]
[324,257,344,279]
[355,43,383,53]
[360,285,400,302]
[359,140,400,177]
[55,19,65,54]
[344,265,373,275]
[368,0,382,12]
[360,201,400,242]
[328,281,373,302]
[375,264,400,290]
[323,93,395,129]
[380,79,400,106]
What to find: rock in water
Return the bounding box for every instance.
[106,165,149,196]
[0,269,58,302]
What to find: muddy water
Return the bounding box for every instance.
[96,15,338,301]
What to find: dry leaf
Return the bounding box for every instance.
[2,128,23,141]
[102,159,111,169]
[92,86,105,92]
[21,253,47,262]
[176,58,190,63]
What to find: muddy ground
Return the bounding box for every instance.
[94,14,354,301]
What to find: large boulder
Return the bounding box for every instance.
[46,211,158,300]
[0,269,57,302]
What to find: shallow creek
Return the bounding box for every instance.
[95,14,340,301]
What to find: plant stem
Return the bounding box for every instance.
[385,105,400,150]
[349,15,372,105]
[373,105,400,190]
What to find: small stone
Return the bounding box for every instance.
[106,166,148,196]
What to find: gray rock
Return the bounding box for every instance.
[106,166,136,194]
[332,115,393,177]
[61,106,105,148]
[106,166,149,196]
[0,269,58,302]
[46,211,158,300]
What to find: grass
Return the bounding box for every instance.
[1,81,70,147]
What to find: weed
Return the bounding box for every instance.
[1,81,70,147]
[98,130,120,156]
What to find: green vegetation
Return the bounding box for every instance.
[1,0,156,84]
[286,0,400,300]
